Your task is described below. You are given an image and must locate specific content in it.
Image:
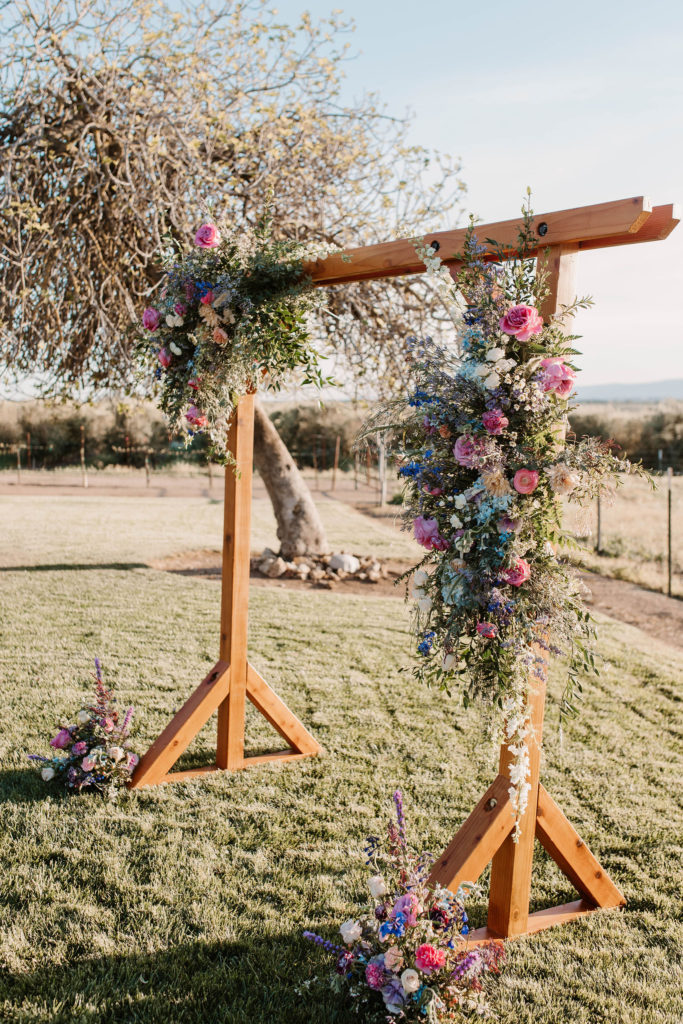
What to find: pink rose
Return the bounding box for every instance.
[174,302,187,316]
[101,717,115,733]
[413,516,449,551]
[50,728,72,749]
[142,307,161,331]
[392,893,420,926]
[414,943,446,974]
[81,755,96,772]
[513,468,539,494]
[540,357,576,399]
[194,223,221,248]
[502,558,531,587]
[453,434,483,468]
[476,622,497,638]
[72,741,88,756]
[212,327,228,345]
[158,347,172,369]
[481,408,509,435]
[499,304,544,341]
[186,405,208,429]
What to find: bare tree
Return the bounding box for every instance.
[0,0,465,553]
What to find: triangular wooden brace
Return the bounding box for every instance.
[130,661,320,788]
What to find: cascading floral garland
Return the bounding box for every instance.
[367,205,647,835]
[137,216,331,459]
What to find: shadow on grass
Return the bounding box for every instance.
[0,562,148,572]
[0,768,71,805]
[2,935,351,1024]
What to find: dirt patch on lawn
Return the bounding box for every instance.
[150,549,683,651]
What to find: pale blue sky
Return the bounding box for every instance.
[276,0,683,384]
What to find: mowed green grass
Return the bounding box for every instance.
[0,496,681,1024]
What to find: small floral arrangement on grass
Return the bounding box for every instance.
[364,198,649,834]
[137,213,331,459]
[29,659,138,796]
[304,791,504,1021]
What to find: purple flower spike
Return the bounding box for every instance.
[94,657,102,681]
[393,789,406,845]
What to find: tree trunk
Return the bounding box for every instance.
[252,398,330,559]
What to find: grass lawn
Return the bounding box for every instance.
[0,495,682,1024]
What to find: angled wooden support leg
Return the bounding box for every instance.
[428,773,514,892]
[536,784,626,908]
[129,660,230,788]
[245,663,321,760]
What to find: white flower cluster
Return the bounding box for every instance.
[501,684,534,840]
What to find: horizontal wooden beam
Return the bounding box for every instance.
[579,202,680,252]
[305,196,663,286]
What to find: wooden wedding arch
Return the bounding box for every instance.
[131,195,679,942]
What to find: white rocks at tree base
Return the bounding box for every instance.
[329,553,361,574]
[264,556,288,578]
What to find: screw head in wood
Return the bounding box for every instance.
[537,221,548,237]
[485,797,498,811]
[429,240,441,252]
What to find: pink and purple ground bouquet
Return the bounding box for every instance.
[304,791,504,1021]
[29,659,138,797]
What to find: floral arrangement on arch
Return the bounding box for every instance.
[304,790,504,1020]
[29,660,138,796]
[366,202,647,834]
[137,215,331,459]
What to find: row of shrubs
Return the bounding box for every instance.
[0,399,371,471]
[1,398,681,472]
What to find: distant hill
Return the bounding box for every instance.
[575,379,683,403]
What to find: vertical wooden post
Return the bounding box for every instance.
[216,391,255,770]
[487,243,578,936]
[667,467,673,597]
[487,672,547,935]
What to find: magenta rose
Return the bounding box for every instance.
[513,468,539,494]
[72,741,88,756]
[174,302,187,316]
[481,408,509,435]
[50,728,72,749]
[142,307,161,331]
[194,223,221,248]
[499,304,543,341]
[158,347,172,369]
[200,290,215,305]
[365,962,385,990]
[414,943,446,974]
[540,357,576,399]
[186,405,208,429]
[476,622,497,638]
[453,434,482,468]
[502,558,531,587]
[413,516,449,551]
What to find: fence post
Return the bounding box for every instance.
[331,435,340,491]
[16,444,21,485]
[595,492,602,554]
[80,424,88,488]
[667,467,673,598]
[26,432,31,469]
[145,452,151,488]
[377,432,387,507]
